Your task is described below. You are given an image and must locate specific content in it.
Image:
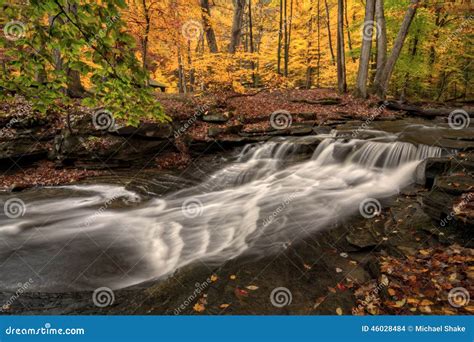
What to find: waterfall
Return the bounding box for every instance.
[0,138,449,292]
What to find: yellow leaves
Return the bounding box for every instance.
[229,275,236,280]
[219,304,230,309]
[210,274,218,282]
[336,307,343,315]
[387,288,396,296]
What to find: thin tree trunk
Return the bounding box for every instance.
[375,0,420,98]
[306,0,314,89]
[373,0,387,89]
[229,0,246,53]
[277,0,283,74]
[324,0,335,65]
[354,0,375,98]
[141,0,150,74]
[284,0,293,77]
[317,0,321,87]
[283,0,288,76]
[337,0,346,93]
[200,0,218,53]
[344,0,354,62]
[249,0,256,86]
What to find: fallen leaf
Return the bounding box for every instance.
[210,274,218,282]
[193,303,205,312]
[336,307,343,315]
[335,267,343,273]
[246,285,259,291]
[219,304,230,309]
[230,275,236,280]
[388,288,396,296]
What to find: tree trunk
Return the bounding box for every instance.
[277,0,283,74]
[141,0,150,73]
[336,0,347,93]
[284,0,293,76]
[373,0,387,89]
[354,0,375,98]
[316,0,321,87]
[305,0,314,89]
[66,3,86,97]
[374,0,420,98]
[200,0,218,53]
[249,0,256,86]
[228,0,246,53]
[344,0,355,62]
[324,0,335,65]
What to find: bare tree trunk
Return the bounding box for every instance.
[65,3,86,97]
[284,0,293,77]
[306,0,314,89]
[373,0,387,89]
[316,0,321,87]
[200,0,218,53]
[336,0,346,93]
[354,0,375,98]
[375,0,420,98]
[324,0,335,65]
[249,0,256,86]
[228,0,246,53]
[141,0,150,73]
[277,0,283,74]
[344,0,354,62]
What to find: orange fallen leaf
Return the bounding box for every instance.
[193,303,205,312]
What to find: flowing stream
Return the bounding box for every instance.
[0,133,447,292]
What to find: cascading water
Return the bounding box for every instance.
[0,136,446,292]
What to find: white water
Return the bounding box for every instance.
[0,138,445,292]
